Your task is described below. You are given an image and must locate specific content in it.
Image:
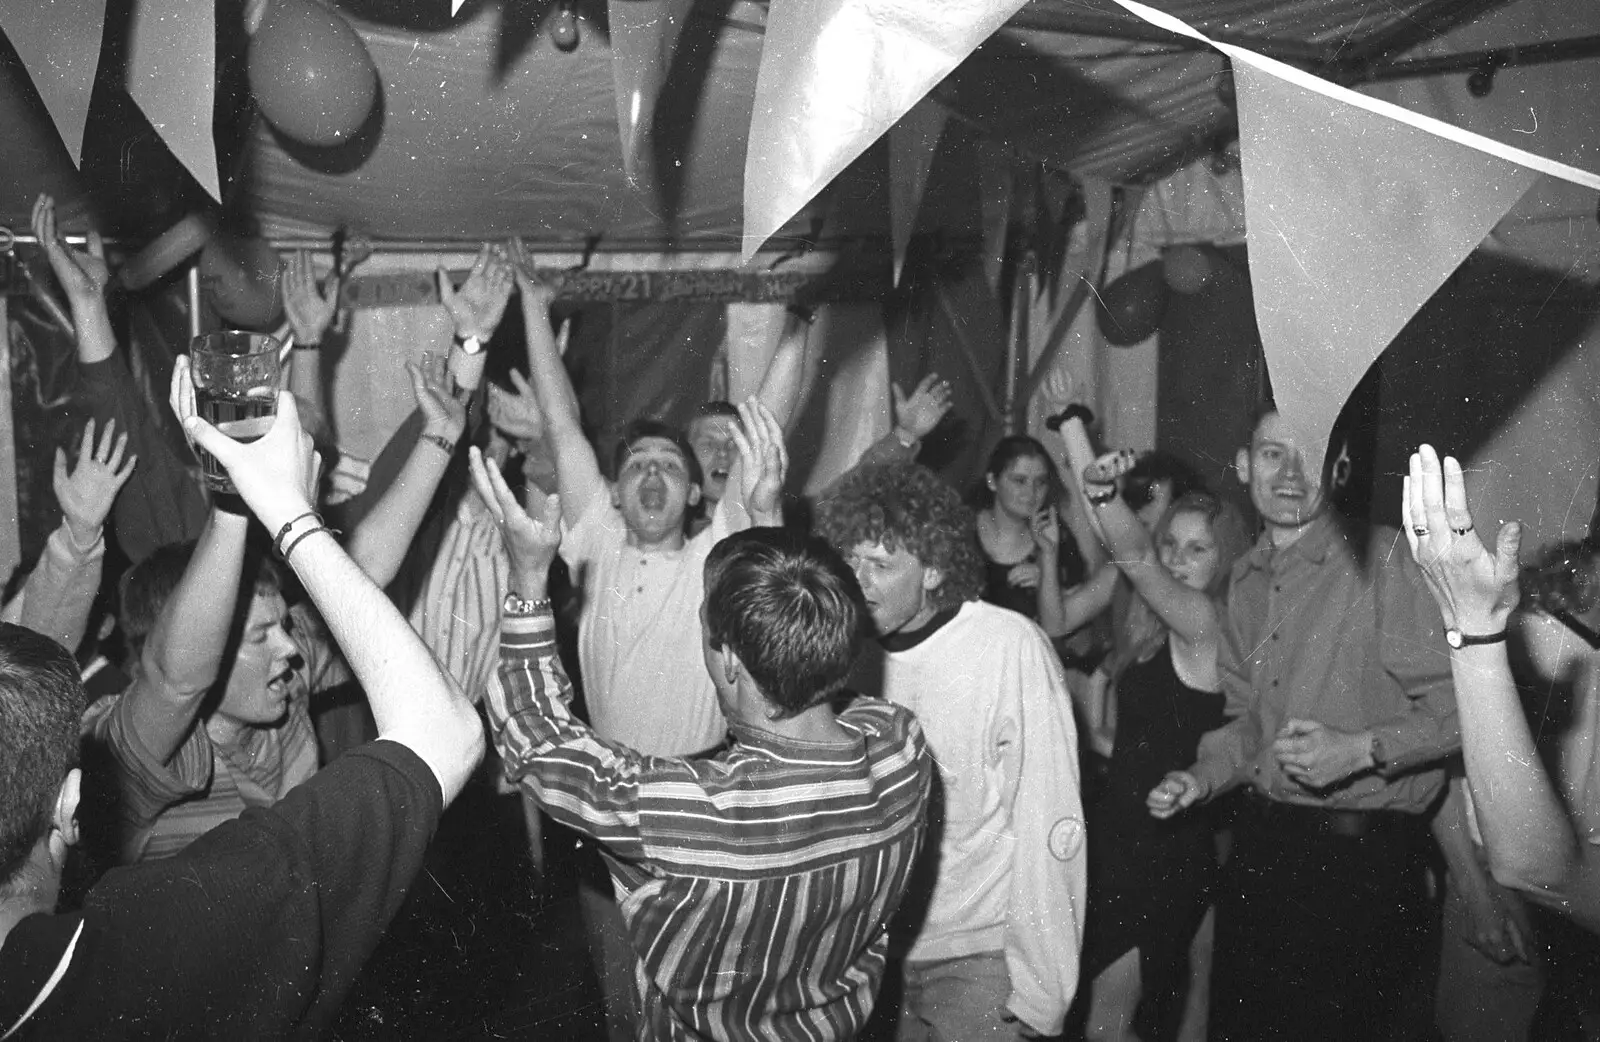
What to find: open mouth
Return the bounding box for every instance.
[708,469,729,485]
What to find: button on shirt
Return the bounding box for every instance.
[1192,514,1458,813]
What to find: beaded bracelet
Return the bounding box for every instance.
[271,511,322,557]
[420,432,456,457]
[1085,487,1118,506]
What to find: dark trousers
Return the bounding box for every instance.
[1209,798,1432,1042]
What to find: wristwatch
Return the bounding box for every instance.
[454,333,485,355]
[503,591,552,616]
[1445,627,1507,649]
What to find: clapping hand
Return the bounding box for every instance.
[439,243,514,341]
[469,446,562,584]
[729,397,787,525]
[54,419,136,546]
[172,358,320,529]
[487,370,545,441]
[892,373,953,441]
[1403,445,1521,634]
[408,352,468,445]
[281,250,341,347]
[31,194,109,308]
[1272,719,1372,790]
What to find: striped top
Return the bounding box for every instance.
[488,611,932,1041]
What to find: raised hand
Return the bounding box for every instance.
[487,369,544,440]
[892,372,953,441]
[509,237,562,308]
[31,193,109,307]
[1403,444,1521,634]
[280,249,341,347]
[469,446,562,584]
[54,418,136,546]
[438,243,514,341]
[173,357,319,529]
[729,397,787,524]
[407,352,467,445]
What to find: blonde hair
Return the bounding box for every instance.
[1113,490,1251,676]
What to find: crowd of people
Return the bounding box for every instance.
[0,196,1596,1040]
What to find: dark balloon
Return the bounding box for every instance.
[1097,261,1168,345]
[248,0,379,147]
[1163,245,1215,294]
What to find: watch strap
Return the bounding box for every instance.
[1446,627,1507,649]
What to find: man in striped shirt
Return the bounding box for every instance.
[471,436,933,1041]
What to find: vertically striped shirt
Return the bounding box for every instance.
[488,611,932,1041]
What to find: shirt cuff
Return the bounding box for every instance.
[501,609,557,650]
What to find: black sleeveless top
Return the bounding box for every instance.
[1102,643,1227,823]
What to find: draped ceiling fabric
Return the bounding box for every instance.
[0,0,1567,249]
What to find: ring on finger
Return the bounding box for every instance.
[1413,525,1429,536]
[1451,524,1473,536]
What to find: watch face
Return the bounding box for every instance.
[1446,629,1464,648]
[458,335,484,355]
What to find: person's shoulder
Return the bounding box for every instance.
[960,599,1053,648]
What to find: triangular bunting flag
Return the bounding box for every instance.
[128,0,220,200]
[1109,0,1600,479]
[742,0,1030,260]
[0,0,109,162]
[607,0,696,183]
[887,99,948,286]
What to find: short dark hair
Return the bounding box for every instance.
[611,418,702,488]
[0,623,85,886]
[703,528,864,718]
[1123,451,1204,512]
[815,462,984,612]
[119,541,284,660]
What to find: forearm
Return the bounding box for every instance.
[1035,549,1067,636]
[345,436,454,587]
[69,295,116,365]
[131,509,249,760]
[1190,714,1257,798]
[1433,777,1492,899]
[756,315,807,430]
[489,610,646,853]
[1453,645,1578,890]
[283,528,484,804]
[1048,563,1118,637]
[11,520,104,651]
[521,294,581,432]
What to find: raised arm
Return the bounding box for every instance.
[180,365,484,805]
[35,194,206,561]
[756,307,811,430]
[6,419,136,650]
[280,249,342,439]
[1404,445,1588,916]
[510,240,607,527]
[1080,453,1217,647]
[342,354,465,587]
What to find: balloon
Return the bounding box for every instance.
[1163,245,1215,294]
[118,214,212,291]
[1096,262,1168,346]
[200,234,284,329]
[247,0,378,147]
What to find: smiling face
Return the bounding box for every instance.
[1236,411,1334,545]
[989,454,1051,523]
[614,435,700,545]
[845,540,941,638]
[1158,510,1222,592]
[214,590,299,729]
[688,414,740,506]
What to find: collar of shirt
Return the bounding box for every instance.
[726,715,864,760]
[1239,512,1341,576]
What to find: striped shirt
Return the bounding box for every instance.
[488,611,932,1041]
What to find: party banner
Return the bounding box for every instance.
[743,0,1030,260]
[608,0,697,181]
[0,0,108,162]
[128,0,220,199]
[1110,0,1600,480]
[888,99,948,285]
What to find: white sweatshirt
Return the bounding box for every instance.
[852,600,1086,1035]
